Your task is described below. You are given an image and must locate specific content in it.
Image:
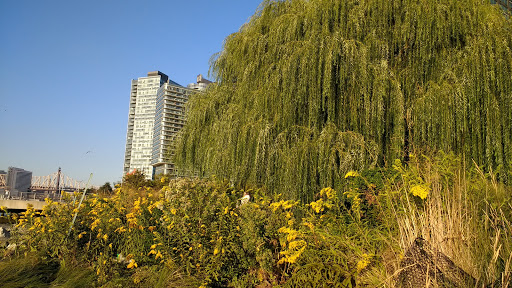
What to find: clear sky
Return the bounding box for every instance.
[0,0,263,186]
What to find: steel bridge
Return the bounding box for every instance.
[31,171,85,192]
[0,170,86,210]
[0,171,85,193]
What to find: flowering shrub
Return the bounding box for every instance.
[9,179,387,287]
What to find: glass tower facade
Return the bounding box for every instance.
[151,82,192,177]
[124,71,205,180]
[124,71,169,178]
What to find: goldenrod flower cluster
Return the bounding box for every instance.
[11,178,375,287]
[410,184,429,199]
[356,253,372,273]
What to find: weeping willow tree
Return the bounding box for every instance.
[175,0,512,202]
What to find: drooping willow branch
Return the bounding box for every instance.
[175,0,512,200]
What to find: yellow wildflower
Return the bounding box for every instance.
[310,199,331,213]
[91,219,101,230]
[320,187,336,199]
[278,240,306,264]
[410,185,429,199]
[282,201,294,210]
[356,253,371,272]
[344,171,360,178]
[270,200,297,212]
[302,222,314,231]
[127,259,138,269]
[278,227,300,242]
[115,226,126,233]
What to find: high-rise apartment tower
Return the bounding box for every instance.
[124,71,168,177]
[151,80,194,177]
[124,71,209,179]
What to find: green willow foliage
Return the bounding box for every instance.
[176,0,512,201]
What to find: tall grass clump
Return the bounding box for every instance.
[0,254,59,288]
[381,152,512,286]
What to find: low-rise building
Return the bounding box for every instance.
[6,167,32,197]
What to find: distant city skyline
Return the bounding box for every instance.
[0,0,263,186]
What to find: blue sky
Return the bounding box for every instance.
[0,0,263,186]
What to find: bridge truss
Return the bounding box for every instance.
[0,171,84,192]
[31,171,85,192]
